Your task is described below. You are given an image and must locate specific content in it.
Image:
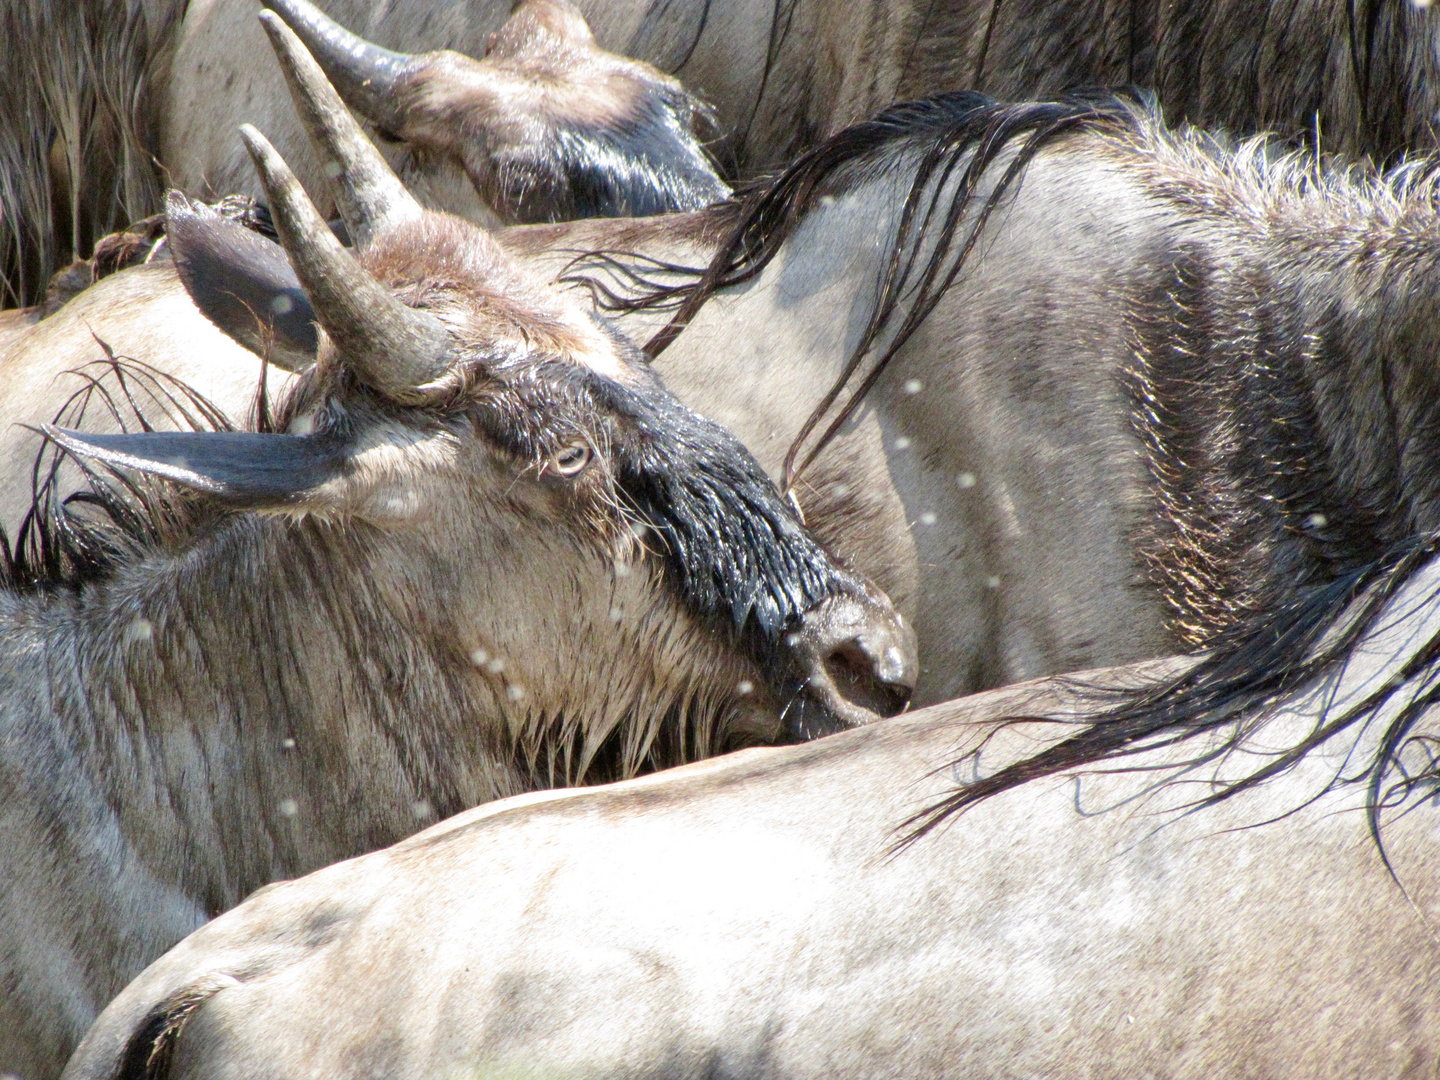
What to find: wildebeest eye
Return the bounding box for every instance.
[550,441,591,477]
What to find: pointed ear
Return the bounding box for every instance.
[45,426,349,509]
[166,192,319,371]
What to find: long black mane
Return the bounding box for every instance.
[603,89,1440,840]
[612,90,1131,490]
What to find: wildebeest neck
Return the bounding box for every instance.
[22,516,508,917]
[1111,116,1440,647]
[14,497,785,916]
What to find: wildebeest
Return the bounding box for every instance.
[0,27,915,1074]
[9,0,1440,305]
[25,87,1440,710]
[58,535,1440,1078]
[0,0,728,306]
[263,0,731,226]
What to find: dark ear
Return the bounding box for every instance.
[166,192,319,371]
[45,426,349,508]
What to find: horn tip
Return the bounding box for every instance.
[238,124,269,155]
[257,11,299,67]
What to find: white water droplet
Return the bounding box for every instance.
[831,482,850,498]
[957,472,977,489]
[903,379,924,395]
[506,683,527,702]
[269,293,294,315]
[126,617,153,644]
[737,680,754,695]
[410,799,433,819]
[985,575,1001,589]
[322,160,342,178]
[919,512,937,526]
[1306,513,1328,529]
[893,436,911,450]
[786,633,802,647]
[485,657,505,675]
[281,738,296,750]
[613,561,631,578]
[278,798,299,818]
[469,647,490,667]
[609,606,625,623]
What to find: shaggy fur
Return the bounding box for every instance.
[0,0,180,307]
[0,169,911,1074]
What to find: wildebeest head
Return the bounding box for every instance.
[52,14,913,780]
[262,0,731,226]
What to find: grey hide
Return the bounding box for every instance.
[60,551,1440,1080]
[30,92,1440,714]
[0,102,914,1077]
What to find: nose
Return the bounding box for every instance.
[786,585,918,738]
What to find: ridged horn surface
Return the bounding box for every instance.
[258,8,421,250]
[239,124,451,398]
[263,0,415,133]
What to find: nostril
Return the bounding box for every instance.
[824,639,911,718]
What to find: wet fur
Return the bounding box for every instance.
[0,201,896,1074]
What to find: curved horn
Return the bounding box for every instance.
[239,125,451,398]
[258,8,421,251]
[263,0,415,134]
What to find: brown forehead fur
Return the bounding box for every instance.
[354,211,622,370]
[402,0,694,134]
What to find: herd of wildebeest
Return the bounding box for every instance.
[6,0,1440,1076]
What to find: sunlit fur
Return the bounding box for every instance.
[606,88,1440,837]
[0,200,893,1074]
